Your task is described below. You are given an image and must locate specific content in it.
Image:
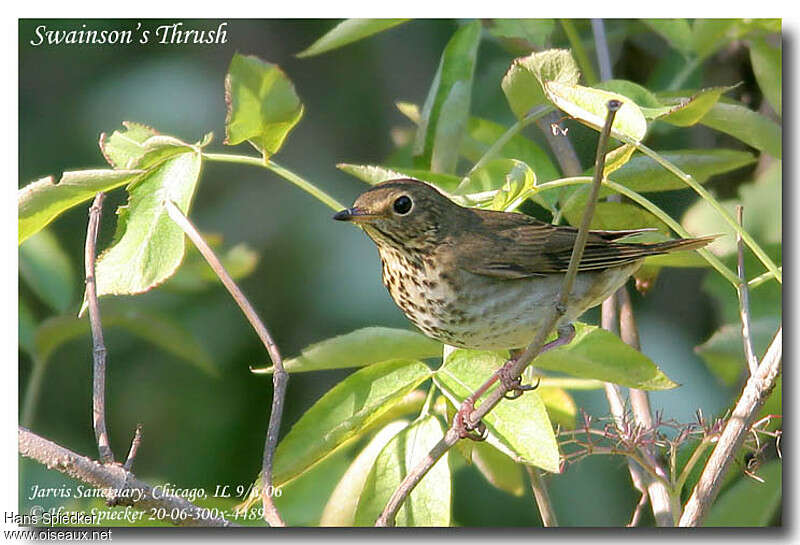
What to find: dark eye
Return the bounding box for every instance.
[393,195,413,215]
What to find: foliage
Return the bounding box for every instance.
[19,18,780,527]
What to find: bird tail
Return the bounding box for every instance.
[644,234,719,254]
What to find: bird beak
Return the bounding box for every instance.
[333,207,378,223]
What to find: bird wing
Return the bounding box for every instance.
[451,209,662,279]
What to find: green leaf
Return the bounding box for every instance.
[167,241,259,292]
[641,19,694,56]
[460,159,537,212]
[296,19,409,58]
[487,19,556,49]
[535,322,679,390]
[749,36,781,116]
[99,121,159,169]
[545,82,648,142]
[502,49,580,119]
[337,163,461,192]
[700,101,782,158]
[87,143,204,308]
[320,420,410,526]
[657,86,735,126]
[537,387,577,430]
[18,169,142,244]
[563,198,670,234]
[396,101,421,125]
[355,415,450,526]
[252,327,442,374]
[609,149,757,193]
[414,21,481,173]
[434,349,560,472]
[32,309,215,375]
[470,441,525,497]
[19,297,37,357]
[272,359,432,487]
[461,117,560,183]
[695,316,781,385]
[224,53,303,160]
[691,19,742,59]
[595,79,665,109]
[704,459,782,527]
[19,229,76,312]
[682,160,781,256]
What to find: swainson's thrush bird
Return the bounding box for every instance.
[334,179,713,353]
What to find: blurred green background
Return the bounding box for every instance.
[19,19,778,526]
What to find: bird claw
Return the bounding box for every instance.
[454,402,488,441]
[501,373,541,399]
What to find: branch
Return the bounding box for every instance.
[618,288,676,526]
[18,427,236,527]
[84,192,114,464]
[525,466,558,527]
[164,200,288,527]
[679,326,782,526]
[735,205,758,375]
[375,100,623,526]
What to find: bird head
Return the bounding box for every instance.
[333,179,460,250]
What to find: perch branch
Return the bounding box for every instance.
[18,427,235,527]
[84,192,114,464]
[679,326,782,526]
[375,100,623,526]
[735,205,758,375]
[164,200,288,527]
[123,424,143,472]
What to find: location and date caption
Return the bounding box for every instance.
[9,482,281,528]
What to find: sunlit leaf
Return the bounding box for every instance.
[534,323,679,390]
[320,420,410,526]
[224,53,303,159]
[337,163,461,192]
[657,86,736,126]
[414,21,481,174]
[502,49,580,119]
[434,349,560,472]
[270,359,432,487]
[470,441,525,497]
[18,169,142,244]
[355,415,450,526]
[537,387,577,430]
[252,327,442,374]
[297,19,409,58]
[167,241,259,292]
[86,141,204,310]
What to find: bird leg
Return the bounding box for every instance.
[453,324,576,440]
[498,323,576,398]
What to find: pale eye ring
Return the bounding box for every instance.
[393,195,413,215]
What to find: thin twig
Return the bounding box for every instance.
[375,100,623,527]
[525,466,558,527]
[18,427,235,527]
[84,192,114,464]
[123,424,143,472]
[736,205,758,375]
[679,326,782,526]
[628,491,649,527]
[164,200,288,527]
[618,288,677,526]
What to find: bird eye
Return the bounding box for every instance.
[393,195,413,215]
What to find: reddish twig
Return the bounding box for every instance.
[164,200,288,527]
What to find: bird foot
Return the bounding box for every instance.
[454,401,488,441]
[498,361,541,399]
